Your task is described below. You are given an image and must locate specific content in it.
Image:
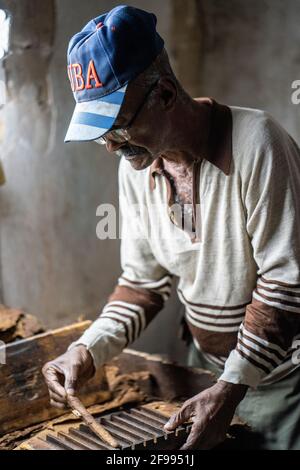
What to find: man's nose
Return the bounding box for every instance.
[105,139,126,153]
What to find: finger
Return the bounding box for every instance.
[43,366,67,399]
[164,405,191,431]
[65,364,80,395]
[50,399,67,410]
[180,422,205,450]
[49,390,68,405]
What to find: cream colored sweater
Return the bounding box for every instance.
[70,99,300,388]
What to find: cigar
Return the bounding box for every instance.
[67,395,119,448]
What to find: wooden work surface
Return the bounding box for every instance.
[0,321,108,436]
[0,325,250,449]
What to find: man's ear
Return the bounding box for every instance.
[157,77,177,110]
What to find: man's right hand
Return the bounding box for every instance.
[42,345,95,409]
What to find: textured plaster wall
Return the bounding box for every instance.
[0,1,299,362]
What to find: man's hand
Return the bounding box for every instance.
[164,380,248,450]
[42,345,95,409]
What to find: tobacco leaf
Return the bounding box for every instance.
[0,306,44,343]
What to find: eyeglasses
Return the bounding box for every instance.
[95,80,158,145]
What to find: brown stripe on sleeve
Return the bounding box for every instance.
[257,283,300,299]
[236,346,271,374]
[260,276,300,288]
[105,303,143,336]
[239,327,285,362]
[237,338,279,369]
[107,284,164,325]
[186,320,238,356]
[244,298,300,351]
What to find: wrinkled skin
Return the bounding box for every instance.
[43,71,248,448]
[164,380,248,449]
[104,73,212,172]
[42,345,95,409]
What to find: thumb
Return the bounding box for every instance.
[64,364,79,396]
[164,406,191,431]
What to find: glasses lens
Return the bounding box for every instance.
[94,129,129,145]
[104,129,129,143]
[107,129,129,143]
[94,137,106,145]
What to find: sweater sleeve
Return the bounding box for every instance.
[219,116,300,388]
[69,158,172,368]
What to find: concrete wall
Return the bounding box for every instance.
[0,0,299,362]
[196,0,300,144]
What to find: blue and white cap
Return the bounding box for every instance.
[64,5,164,143]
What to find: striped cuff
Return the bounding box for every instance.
[68,299,148,369]
[68,275,171,370]
[100,300,146,345]
[68,299,149,369]
[254,276,300,314]
[219,348,264,387]
[219,324,288,387]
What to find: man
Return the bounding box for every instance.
[43,6,300,449]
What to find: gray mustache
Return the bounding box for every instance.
[116,144,147,158]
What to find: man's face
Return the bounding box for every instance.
[103,80,165,170]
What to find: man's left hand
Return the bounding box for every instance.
[163,380,248,450]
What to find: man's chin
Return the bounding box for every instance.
[126,154,155,170]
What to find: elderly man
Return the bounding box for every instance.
[43,6,300,449]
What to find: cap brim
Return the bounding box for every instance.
[64,84,127,143]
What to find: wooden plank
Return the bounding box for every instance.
[0,321,109,436]
[113,349,216,401]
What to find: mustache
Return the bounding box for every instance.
[116,144,149,158]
